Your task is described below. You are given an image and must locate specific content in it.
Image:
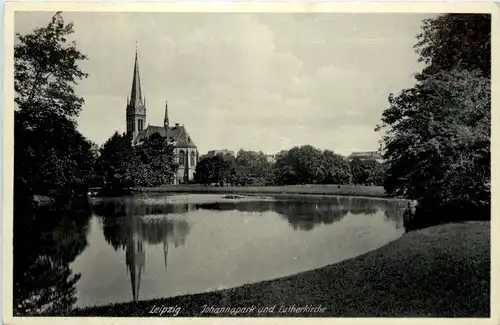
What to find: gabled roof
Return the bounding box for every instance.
[134,125,167,144]
[134,124,197,149]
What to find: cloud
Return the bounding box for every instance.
[14,12,434,155]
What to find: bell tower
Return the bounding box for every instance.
[126,47,147,140]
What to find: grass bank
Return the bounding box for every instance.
[69,221,490,317]
[135,184,388,199]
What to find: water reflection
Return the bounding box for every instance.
[92,197,191,302]
[13,196,92,316]
[15,194,406,314]
[194,196,406,231]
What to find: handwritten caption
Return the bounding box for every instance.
[200,304,327,315]
[148,304,327,316]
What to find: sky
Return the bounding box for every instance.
[14,12,434,156]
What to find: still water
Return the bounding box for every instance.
[14,194,407,313]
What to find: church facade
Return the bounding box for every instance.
[126,50,198,184]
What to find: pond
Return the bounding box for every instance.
[14,193,407,313]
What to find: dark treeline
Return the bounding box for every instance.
[194,147,385,187]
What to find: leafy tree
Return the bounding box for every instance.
[272,146,354,186]
[377,13,491,230]
[95,132,135,191]
[274,145,324,185]
[320,150,352,185]
[14,12,93,199]
[15,111,96,198]
[194,155,215,185]
[15,11,88,119]
[234,150,271,186]
[195,154,235,186]
[378,69,490,225]
[365,160,386,186]
[349,158,385,186]
[133,133,178,186]
[415,14,491,79]
[349,158,371,185]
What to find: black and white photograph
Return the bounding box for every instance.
[2,2,496,322]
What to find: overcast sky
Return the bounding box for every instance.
[14,12,434,155]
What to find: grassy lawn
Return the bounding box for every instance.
[135,184,388,198]
[68,221,490,317]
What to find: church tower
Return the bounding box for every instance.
[126,48,147,140]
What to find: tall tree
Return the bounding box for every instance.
[274,146,324,185]
[95,132,135,190]
[349,158,371,186]
[15,11,88,119]
[378,69,490,224]
[415,14,491,79]
[194,154,235,186]
[377,14,491,230]
[234,150,271,186]
[320,150,352,185]
[14,12,93,199]
[133,133,178,186]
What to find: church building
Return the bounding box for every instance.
[125,49,198,184]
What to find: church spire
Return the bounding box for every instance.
[164,101,169,129]
[129,47,144,108]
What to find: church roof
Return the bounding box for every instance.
[135,125,168,140]
[134,124,197,149]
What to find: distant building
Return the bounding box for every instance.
[207,149,236,157]
[347,151,384,164]
[265,154,277,163]
[125,49,198,184]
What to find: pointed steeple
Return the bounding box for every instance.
[164,101,169,129]
[129,47,144,108]
[126,45,147,140]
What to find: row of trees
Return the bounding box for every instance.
[195,146,386,187]
[377,14,491,229]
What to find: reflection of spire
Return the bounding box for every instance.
[126,232,145,302]
[163,238,169,273]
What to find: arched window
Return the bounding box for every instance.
[190,151,196,167]
[178,151,185,166]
